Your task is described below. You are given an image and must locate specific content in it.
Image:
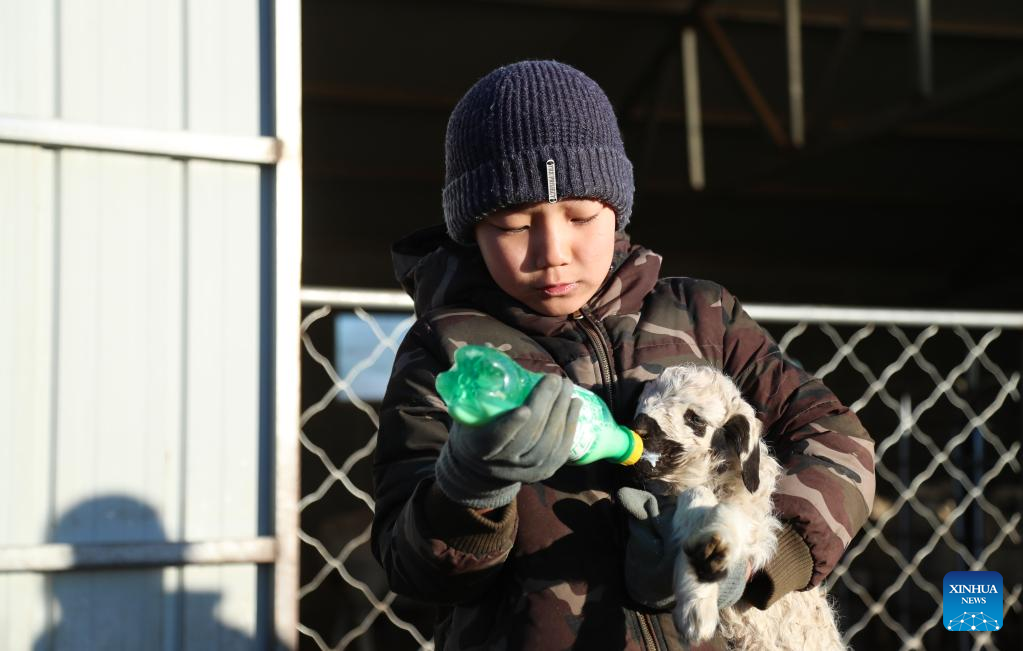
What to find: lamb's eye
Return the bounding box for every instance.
[684,409,706,434]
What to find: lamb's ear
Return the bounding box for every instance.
[740,440,760,494]
[712,415,760,493]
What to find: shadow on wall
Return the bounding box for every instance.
[33,495,261,651]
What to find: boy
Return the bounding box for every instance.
[371,60,874,650]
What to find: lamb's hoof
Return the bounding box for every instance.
[673,594,719,644]
[684,532,729,582]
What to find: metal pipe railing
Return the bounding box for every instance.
[0,116,280,164]
[299,286,1023,329]
[0,538,277,573]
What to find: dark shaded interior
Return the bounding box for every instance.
[303,0,1023,309]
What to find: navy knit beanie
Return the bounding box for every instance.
[443,60,635,245]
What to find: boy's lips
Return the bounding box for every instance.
[541,282,578,297]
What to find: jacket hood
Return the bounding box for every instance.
[391,224,663,335]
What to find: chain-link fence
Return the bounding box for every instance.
[295,288,1022,651]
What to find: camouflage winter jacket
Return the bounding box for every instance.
[371,225,875,650]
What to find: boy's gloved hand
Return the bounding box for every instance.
[618,487,750,610]
[435,374,581,510]
[715,557,749,610]
[618,486,679,610]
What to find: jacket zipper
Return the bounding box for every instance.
[572,308,616,415]
[575,309,656,648]
[636,611,659,651]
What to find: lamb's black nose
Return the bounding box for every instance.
[629,413,685,482]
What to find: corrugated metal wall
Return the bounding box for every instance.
[0,1,273,648]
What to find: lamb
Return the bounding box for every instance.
[629,364,848,651]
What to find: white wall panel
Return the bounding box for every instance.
[51,149,186,647]
[50,569,167,651]
[188,0,261,135]
[0,142,56,651]
[184,161,262,647]
[0,11,56,649]
[183,565,260,650]
[185,161,260,541]
[0,145,55,544]
[181,6,265,644]
[54,150,184,531]
[60,0,182,129]
[2,0,272,647]
[0,573,50,651]
[0,0,55,117]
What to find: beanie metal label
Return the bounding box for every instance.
[943,571,1003,632]
[545,159,558,202]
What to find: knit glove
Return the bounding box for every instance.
[618,488,749,610]
[618,487,679,610]
[435,374,580,510]
[715,558,748,610]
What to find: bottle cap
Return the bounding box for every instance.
[618,430,644,466]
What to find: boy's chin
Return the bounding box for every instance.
[527,294,589,317]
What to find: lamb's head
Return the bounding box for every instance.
[630,364,762,496]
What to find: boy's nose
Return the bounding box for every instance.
[531,223,571,269]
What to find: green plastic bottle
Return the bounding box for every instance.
[435,345,643,466]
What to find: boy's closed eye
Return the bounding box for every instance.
[487,211,601,234]
[571,213,600,225]
[493,223,529,234]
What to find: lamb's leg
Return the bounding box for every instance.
[671,486,722,644]
[673,488,779,644]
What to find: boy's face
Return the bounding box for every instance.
[475,199,617,317]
